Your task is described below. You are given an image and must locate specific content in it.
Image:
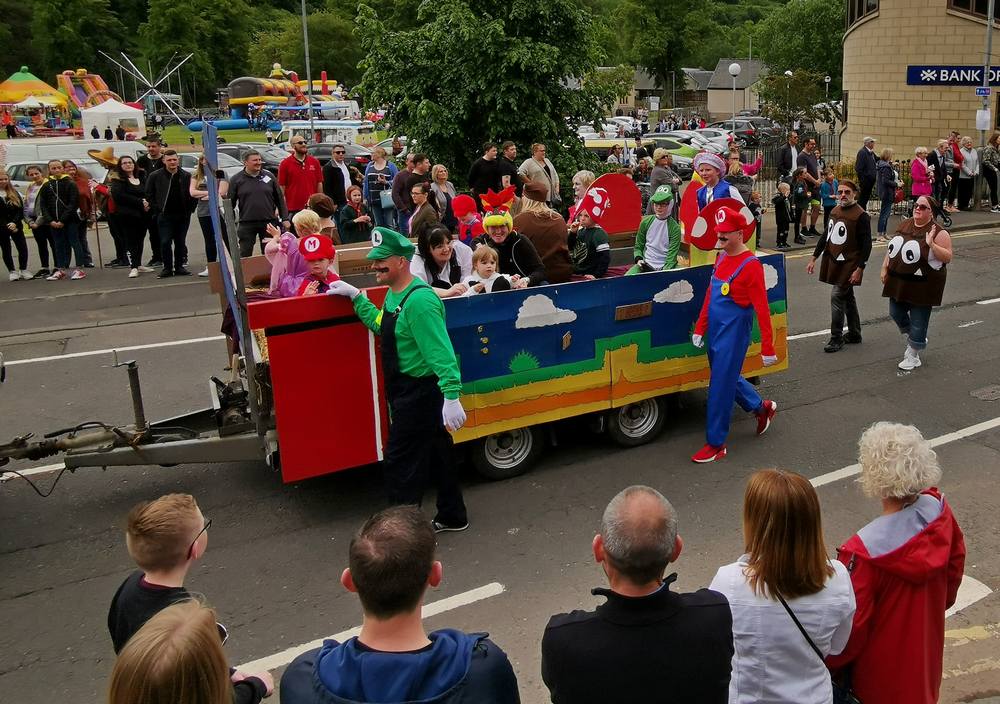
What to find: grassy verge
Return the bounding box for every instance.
[156,125,268,149]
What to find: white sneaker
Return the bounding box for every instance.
[137,266,155,273]
[8,271,19,281]
[128,268,139,278]
[198,267,209,277]
[46,270,66,281]
[20,270,33,280]
[898,346,922,371]
[70,269,86,280]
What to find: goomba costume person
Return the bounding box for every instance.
[326,227,469,531]
[809,185,872,352]
[691,206,777,463]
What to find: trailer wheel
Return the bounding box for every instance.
[606,397,667,447]
[471,427,543,481]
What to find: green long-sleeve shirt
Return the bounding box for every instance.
[352,278,463,399]
[634,214,681,270]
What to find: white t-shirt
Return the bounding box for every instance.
[462,270,515,295]
[410,239,473,286]
[643,217,672,270]
[709,557,855,704]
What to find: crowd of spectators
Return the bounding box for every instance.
[103,421,963,704]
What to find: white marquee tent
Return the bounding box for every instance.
[80,99,146,139]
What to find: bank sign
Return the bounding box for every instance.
[907,65,1000,86]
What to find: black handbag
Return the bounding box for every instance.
[777,594,862,704]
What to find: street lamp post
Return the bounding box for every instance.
[300,0,315,138]
[784,70,793,131]
[728,63,742,135]
[825,75,833,133]
[670,70,676,109]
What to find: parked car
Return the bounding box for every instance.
[662,130,727,155]
[177,152,243,180]
[216,143,287,176]
[640,134,700,159]
[708,118,780,147]
[608,116,642,136]
[695,128,735,150]
[306,142,372,168]
[374,136,409,158]
[8,159,107,192]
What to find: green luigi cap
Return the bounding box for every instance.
[650,185,674,203]
[366,226,415,261]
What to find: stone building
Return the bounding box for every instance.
[842,0,1000,158]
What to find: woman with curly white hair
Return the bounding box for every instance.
[827,421,965,704]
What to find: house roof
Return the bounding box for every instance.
[682,68,714,91]
[707,59,764,90]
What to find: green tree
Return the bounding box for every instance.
[249,10,365,89]
[755,69,828,128]
[355,0,632,192]
[0,0,38,76]
[752,0,844,93]
[31,0,125,80]
[618,0,693,93]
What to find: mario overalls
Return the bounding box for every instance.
[705,254,764,447]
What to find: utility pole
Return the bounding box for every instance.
[979,0,995,209]
[301,0,315,138]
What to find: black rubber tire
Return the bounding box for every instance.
[470,426,544,481]
[606,397,668,447]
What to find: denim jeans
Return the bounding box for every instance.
[888,298,932,350]
[877,198,893,235]
[158,213,191,272]
[831,284,861,340]
[396,208,411,235]
[52,221,86,269]
[371,203,396,229]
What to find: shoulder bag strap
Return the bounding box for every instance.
[776,593,825,662]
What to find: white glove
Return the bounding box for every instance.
[326,281,360,300]
[762,355,778,367]
[442,398,467,432]
[691,334,704,349]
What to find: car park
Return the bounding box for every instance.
[662,130,727,154]
[306,142,372,168]
[707,118,780,146]
[177,151,244,180]
[7,159,107,191]
[216,143,287,176]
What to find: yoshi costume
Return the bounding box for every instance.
[627,185,682,275]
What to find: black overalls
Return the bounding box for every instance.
[380,287,467,526]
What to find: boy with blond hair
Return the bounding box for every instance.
[108,493,273,702]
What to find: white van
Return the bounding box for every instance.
[0,139,147,167]
[275,120,376,147]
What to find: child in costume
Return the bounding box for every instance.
[265,209,333,297]
[690,206,778,464]
[695,152,745,210]
[772,182,792,250]
[295,234,340,296]
[452,194,485,246]
[463,244,516,294]
[749,191,763,243]
[791,167,810,244]
[629,184,682,275]
[568,207,611,279]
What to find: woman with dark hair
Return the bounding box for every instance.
[23,164,55,277]
[307,193,338,240]
[62,160,94,267]
[875,148,899,242]
[0,168,30,281]
[711,469,855,703]
[110,155,154,278]
[407,181,440,242]
[410,223,472,298]
[982,131,1000,212]
[339,185,373,244]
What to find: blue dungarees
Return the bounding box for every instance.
[706,253,764,447]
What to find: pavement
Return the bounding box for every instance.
[1,215,1000,703]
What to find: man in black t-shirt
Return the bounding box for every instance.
[796,137,822,236]
[498,141,523,197]
[136,138,166,265]
[108,493,273,703]
[467,142,502,211]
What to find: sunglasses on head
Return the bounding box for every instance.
[187,517,211,559]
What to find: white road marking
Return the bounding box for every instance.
[788,328,843,341]
[235,582,505,673]
[810,415,1000,488]
[957,320,984,328]
[977,297,1000,305]
[0,462,65,482]
[4,335,225,366]
[946,576,993,619]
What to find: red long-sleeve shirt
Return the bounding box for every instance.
[694,250,775,357]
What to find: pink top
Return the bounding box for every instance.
[911,158,932,197]
[742,156,764,176]
[264,232,309,297]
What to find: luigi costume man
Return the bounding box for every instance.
[627,185,683,274]
[327,227,469,532]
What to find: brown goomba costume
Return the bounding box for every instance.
[817,203,871,286]
[882,219,948,307]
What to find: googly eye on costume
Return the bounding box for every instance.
[887,235,905,258]
[901,240,920,264]
[829,222,848,246]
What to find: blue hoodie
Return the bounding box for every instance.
[280,629,520,704]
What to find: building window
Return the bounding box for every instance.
[949,0,1000,21]
[847,0,878,29]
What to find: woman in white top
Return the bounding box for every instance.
[957,136,979,211]
[410,223,472,298]
[710,469,856,704]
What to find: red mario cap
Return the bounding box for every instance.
[714,206,747,233]
[298,234,336,261]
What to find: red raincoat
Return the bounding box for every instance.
[827,488,965,704]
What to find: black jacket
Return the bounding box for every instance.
[855,146,877,184]
[467,157,502,200]
[37,176,79,225]
[777,143,796,177]
[542,577,733,704]
[498,157,522,196]
[145,168,195,217]
[322,160,362,207]
[472,231,546,285]
[1,192,23,229]
[110,176,147,219]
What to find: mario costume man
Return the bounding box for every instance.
[326,227,469,532]
[628,185,682,274]
[691,206,778,463]
[295,235,340,296]
[806,179,872,353]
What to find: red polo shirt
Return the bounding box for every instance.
[278,154,324,211]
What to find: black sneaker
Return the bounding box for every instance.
[824,338,845,353]
[83,262,96,268]
[173,267,192,276]
[807,228,822,236]
[845,334,863,344]
[147,258,162,267]
[108,259,127,268]
[36,268,50,278]
[794,236,807,244]
[157,270,174,279]
[432,519,469,533]
[776,243,791,250]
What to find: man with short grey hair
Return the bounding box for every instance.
[541,485,733,703]
[229,149,290,256]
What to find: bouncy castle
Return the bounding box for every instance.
[57,68,120,112]
[227,63,306,119]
